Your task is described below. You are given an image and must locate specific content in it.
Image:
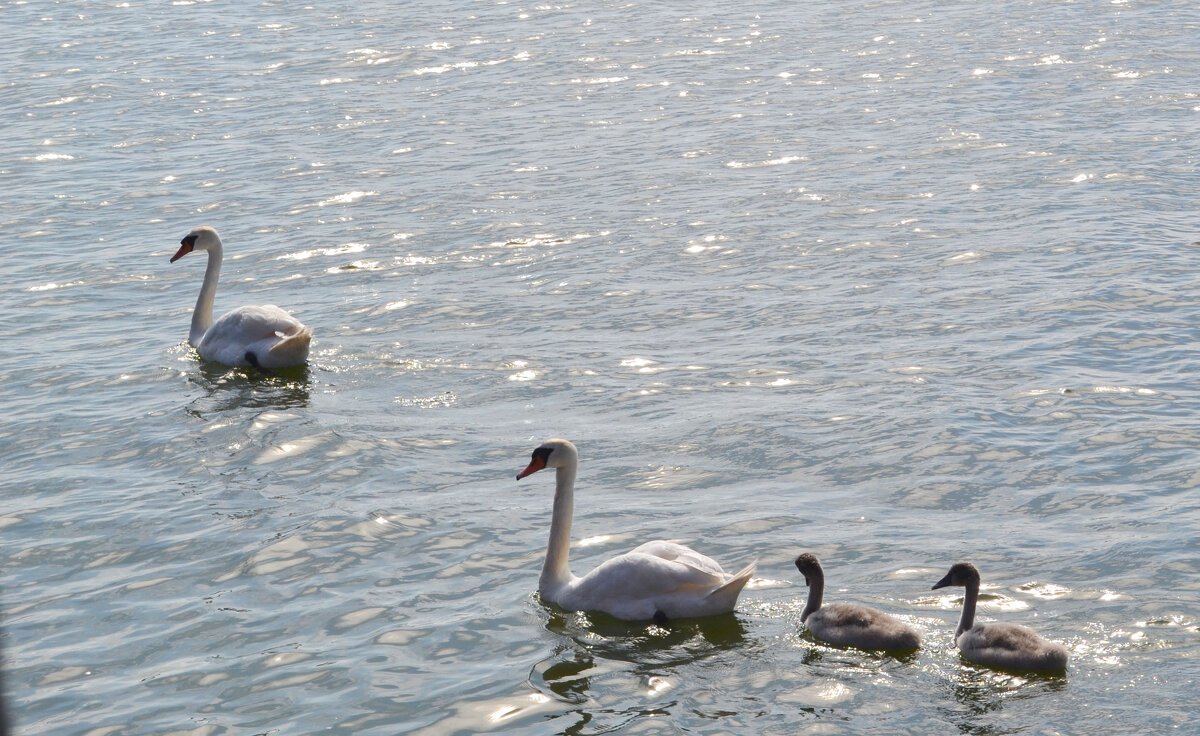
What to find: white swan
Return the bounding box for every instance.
[516,438,755,622]
[170,226,312,369]
[932,561,1069,673]
[794,553,921,651]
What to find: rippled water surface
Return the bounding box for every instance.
[3,0,1198,733]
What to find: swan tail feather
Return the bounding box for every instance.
[266,325,312,366]
[704,561,755,610]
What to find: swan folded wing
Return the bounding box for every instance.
[810,604,919,650]
[203,305,305,344]
[627,540,729,580]
[574,550,729,601]
[958,623,1065,671]
[962,623,1038,651]
[818,603,887,630]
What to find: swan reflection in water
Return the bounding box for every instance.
[938,664,1069,734]
[531,603,750,704]
[186,360,312,414]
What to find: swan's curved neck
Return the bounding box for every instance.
[956,579,979,638]
[541,462,577,593]
[190,245,223,346]
[801,571,824,622]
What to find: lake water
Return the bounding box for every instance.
[3,0,1198,733]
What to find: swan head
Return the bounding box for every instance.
[932,561,981,590]
[793,553,822,586]
[516,438,578,480]
[171,226,222,263]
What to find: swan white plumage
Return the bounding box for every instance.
[932,561,1068,673]
[794,553,921,651]
[516,438,755,622]
[170,226,312,369]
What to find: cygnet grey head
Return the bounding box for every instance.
[932,561,980,590]
[794,553,822,586]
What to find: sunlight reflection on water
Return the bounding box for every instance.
[3,0,1199,733]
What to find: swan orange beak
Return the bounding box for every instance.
[516,454,546,480]
[170,242,193,263]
